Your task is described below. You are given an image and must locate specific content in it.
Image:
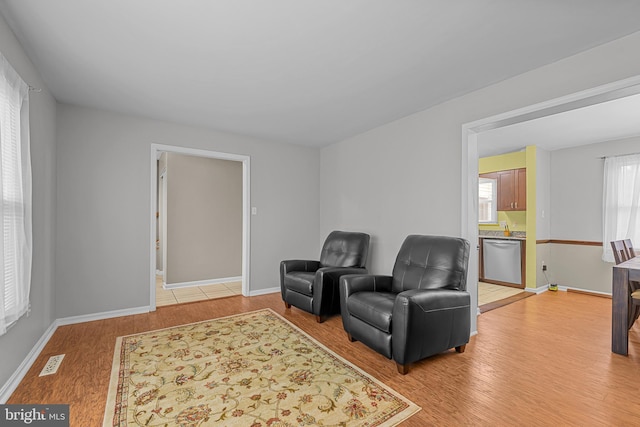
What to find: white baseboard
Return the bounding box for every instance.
[525,285,549,294]
[248,286,280,297]
[0,321,58,403]
[558,285,612,297]
[0,305,150,403]
[164,276,242,290]
[56,306,150,326]
[525,284,612,297]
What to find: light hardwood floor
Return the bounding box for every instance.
[8,291,640,425]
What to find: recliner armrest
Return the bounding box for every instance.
[392,288,471,365]
[340,274,393,298]
[394,288,470,312]
[316,267,369,300]
[311,267,368,317]
[280,259,321,275]
[317,266,367,282]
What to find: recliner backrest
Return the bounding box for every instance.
[391,235,470,293]
[319,231,370,268]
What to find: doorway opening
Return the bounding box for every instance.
[462,75,640,333]
[149,144,251,311]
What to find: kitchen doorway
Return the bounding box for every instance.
[462,75,640,331]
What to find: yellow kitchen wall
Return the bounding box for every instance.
[479,146,537,289]
[493,211,526,233]
[479,150,526,173]
[478,150,527,233]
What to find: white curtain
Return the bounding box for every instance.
[602,153,640,262]
[0,52,32,335]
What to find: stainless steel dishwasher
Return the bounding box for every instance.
[483,239,522,285]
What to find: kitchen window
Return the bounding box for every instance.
[479,176,497,224]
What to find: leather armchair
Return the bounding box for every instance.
[280,231,370,323]
[339,235,470,374]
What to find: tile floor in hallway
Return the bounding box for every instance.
[156,275,242,306]
[478,281,524,306]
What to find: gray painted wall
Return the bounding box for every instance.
[550,136,640,241]
[535,148,552,288]
[536,148,551,240]
[547,136,640,293]
[165,153,242,284]
[0,14,57,394]
[55,104,320,318]
[320,31,640,334]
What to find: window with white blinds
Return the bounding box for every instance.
[478,176,497,223]
[602,153,640,263]
[0,52,32,335]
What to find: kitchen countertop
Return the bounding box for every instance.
[479,231,526,241]
[479,235,526,241]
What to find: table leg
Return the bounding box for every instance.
[612,266,629,355]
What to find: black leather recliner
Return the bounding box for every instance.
[339,235,471,374]
[280,231,370,323]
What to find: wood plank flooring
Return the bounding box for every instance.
[8,291,640,426]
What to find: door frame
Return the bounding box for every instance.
[149,143,251,311]
[461,74,640,335]
[159,167,167,281]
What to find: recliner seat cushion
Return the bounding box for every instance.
[284,272,315,296]
[346,291,396,333]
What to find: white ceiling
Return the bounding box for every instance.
[478,92,640,157]
[2,0,640,147]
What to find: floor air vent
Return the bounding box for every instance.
[39,354,65,376]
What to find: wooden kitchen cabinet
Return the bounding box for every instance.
[497,168,526,211]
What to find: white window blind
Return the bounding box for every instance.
[479,176,497,223]
[602,153,640,263]
[0,52,32,335]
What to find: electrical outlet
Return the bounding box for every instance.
[542,264,547,271]
[39,354,65,376]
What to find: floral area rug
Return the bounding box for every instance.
[103,309,419,426]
